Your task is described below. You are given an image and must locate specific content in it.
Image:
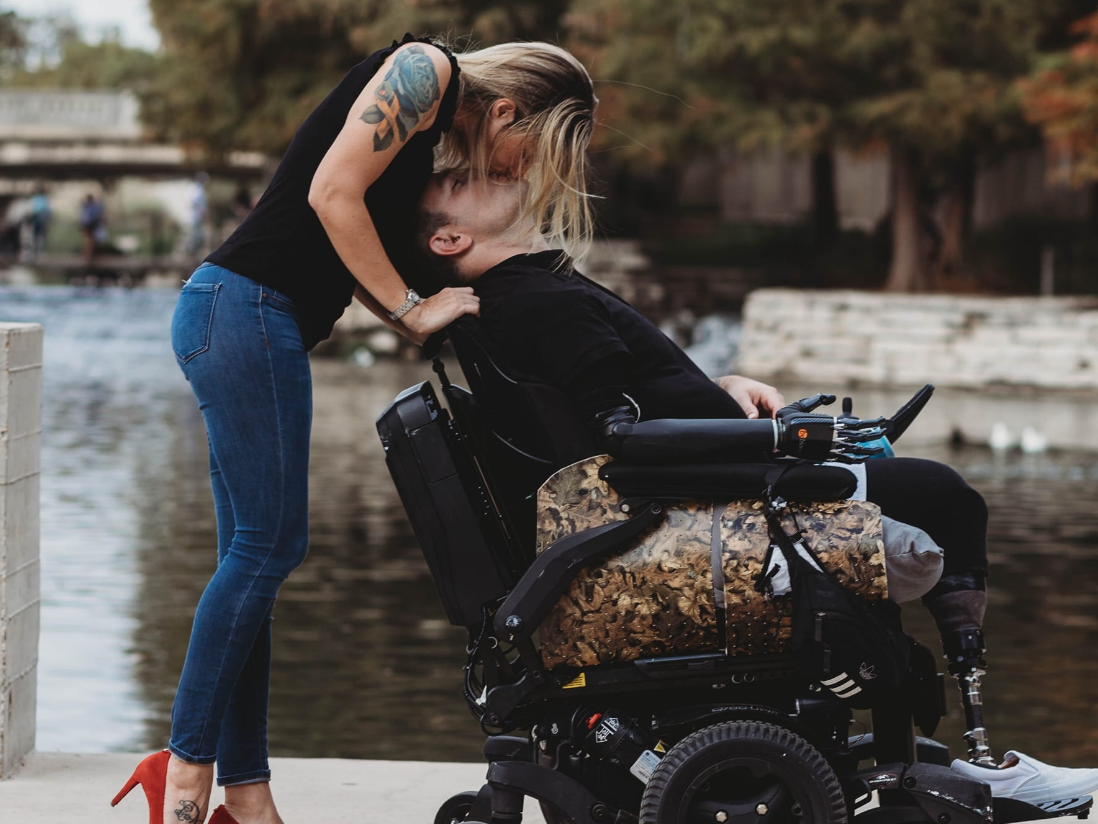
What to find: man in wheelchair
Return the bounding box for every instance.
[380,172,1097,822]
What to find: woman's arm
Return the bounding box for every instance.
[309,42,478,344]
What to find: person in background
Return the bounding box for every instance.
[28,187,51,260]
[231,183,253,219]
[186,172,210,258]
[79,193,104,268]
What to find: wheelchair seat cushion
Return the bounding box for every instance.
[536,456,888,670]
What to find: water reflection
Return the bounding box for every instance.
[2,283,1096,766]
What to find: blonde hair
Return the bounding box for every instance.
[439,42,597,264]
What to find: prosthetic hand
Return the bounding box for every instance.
[592,395,887,464]
[775,394,887,463]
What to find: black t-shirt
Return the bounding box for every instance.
[471,251,746,422]
[207,34,460,349]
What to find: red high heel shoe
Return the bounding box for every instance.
[111,750,172,822]
[208,806,241,824]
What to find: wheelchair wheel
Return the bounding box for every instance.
[434,791,480,824]
[639,721,847,824]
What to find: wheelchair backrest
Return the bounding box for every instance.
[377,380,522,626]
[376,319,596,627]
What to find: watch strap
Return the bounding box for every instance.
[388,288,424,321]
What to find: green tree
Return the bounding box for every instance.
[580,0,1053,291]
[854,1,1049,289]
[0,9,27,83]
[142,0,573,158]
[8,21,159,90]
[1021,11,1098,185]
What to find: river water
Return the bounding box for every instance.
[2,281,1097,766]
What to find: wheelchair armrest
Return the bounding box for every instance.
[599,460,858,502]
[494,502,664,644]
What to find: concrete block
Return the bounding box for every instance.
[2,325,42,371]
[739,289,1098,390]
[1,475,39,572]
[0,431,40,485]
[3,605,41,679]
[3,367,42,441]
[0,323,42,778]
[1,670,36,778]
[1,562,40,618]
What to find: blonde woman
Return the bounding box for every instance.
[112,35,596,824]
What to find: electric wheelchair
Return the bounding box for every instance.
[376,319,1092,824]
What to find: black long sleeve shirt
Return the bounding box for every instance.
[471,251,747,424]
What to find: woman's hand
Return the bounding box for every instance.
[714,375,786,420]
[400,287,481,345]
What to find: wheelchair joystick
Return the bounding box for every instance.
[944,628,996,766]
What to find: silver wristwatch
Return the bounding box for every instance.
[387,288,425,321]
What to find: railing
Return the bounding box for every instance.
[0,90,141,142]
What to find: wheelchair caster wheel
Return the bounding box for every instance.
[639,721,847,824]
[435,791,480,824]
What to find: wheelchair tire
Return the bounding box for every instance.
[434,791,480,824]
[639,721,847,824]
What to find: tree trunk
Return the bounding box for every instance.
[936,151,976,281]
[885,146,926,293]
[811,149,839,249]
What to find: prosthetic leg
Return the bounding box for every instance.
[932,580,1096,818]
[925,574,995,765]
[943,628,994,765]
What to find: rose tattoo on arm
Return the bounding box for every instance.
[360,44,441,151]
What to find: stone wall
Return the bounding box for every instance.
[739,289,1098,390]
[0,322,42,778]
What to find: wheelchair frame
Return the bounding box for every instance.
[376,324,1091,824]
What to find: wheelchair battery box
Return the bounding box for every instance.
[377,381,515,627]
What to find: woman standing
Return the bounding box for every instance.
[112,35,596,824]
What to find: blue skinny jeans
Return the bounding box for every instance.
[168,263,312,785]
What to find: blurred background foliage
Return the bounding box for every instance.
[3,0,1098,293]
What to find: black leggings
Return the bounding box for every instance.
[863,457,989,582]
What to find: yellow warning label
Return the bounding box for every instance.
[654,740,667,753]
[562,672,587,689]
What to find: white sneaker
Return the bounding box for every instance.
[951,751,1098,805]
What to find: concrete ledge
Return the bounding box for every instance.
[1,321,43,778]
[0,753,548,823]
[739,289,1098,389]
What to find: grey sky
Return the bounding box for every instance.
[6,0,160,51]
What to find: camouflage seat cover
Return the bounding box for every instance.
[537,456,888,669]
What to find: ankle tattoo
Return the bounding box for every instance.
[175,800,202,822]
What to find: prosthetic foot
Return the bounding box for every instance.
[943,630,1098,815]
[943,628,994,766]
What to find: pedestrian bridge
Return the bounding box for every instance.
[0,90,267,190]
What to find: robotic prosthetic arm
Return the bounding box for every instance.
[593,387,934,465]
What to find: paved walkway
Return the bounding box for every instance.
[1,752,1064,824]
[0,752,549,823]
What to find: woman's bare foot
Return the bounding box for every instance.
[164,756,214,824]
[224,781,285,824]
